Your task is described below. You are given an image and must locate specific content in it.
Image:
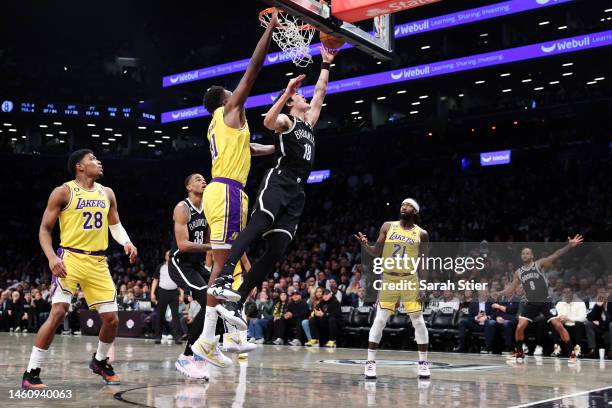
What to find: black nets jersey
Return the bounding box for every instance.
[170,199,207,268]
[274,115,315,180]
[519,263,549,302]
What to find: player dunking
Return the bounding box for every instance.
[191,11,278,367]
[168,174,212,379]
[355,199,431,380]
[22,149,137,389]
[209,47,337,322]
[495,235,583,362]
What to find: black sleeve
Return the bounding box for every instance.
[153,263,162,280]
[326,300,342,318]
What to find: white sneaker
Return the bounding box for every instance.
[418,361,431,379]
[533,345,543,356]
[254,338,265,344]
[272,338,284,345]
[207,277,241,302]
[192,335,233,368]
[522,343,529,354]
[289,339,302,346]
[223,331,257,354]
[23,329,28,334]
[175,354,209,380]
[215,303,247,331]
[364,360,377,379]
[15,327,21,333]
[551,344,562,357]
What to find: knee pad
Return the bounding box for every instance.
[368,306,390,344]
[409,311,429,344]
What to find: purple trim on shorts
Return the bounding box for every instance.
[226,184,241,244]
[50,248,65,298]
[60,246,106,256]
[211,177,244,190]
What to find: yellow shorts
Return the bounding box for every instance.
[203,179,248,249]
[378,273,422,313]
[51,248,117,311]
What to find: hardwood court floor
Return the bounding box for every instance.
[1,333,611,407]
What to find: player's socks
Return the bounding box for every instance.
[367,349,377,361]
[418,351,428,362]
[95,340,113,362]
[27,346,48,372]
[199,306,219,341]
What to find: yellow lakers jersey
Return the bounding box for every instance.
[381,222,422,274]
[59,181,110,252]
[207,107,251,186]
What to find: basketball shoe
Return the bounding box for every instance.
[215,302,247,331]
[207,275,241,302]
[22,368,46,389]
[192,335,232,368]
[417,361,431,379]
[223,331,257,353]
[364,360,377,380]
[175,354,209,380]
[89,354,120,385]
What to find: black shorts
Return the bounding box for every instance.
[252,168,305,240]
[519,302,559,323]
[167,257,209,295]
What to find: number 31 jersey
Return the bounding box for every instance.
[170,199,208,267]
[59,180,110,252]
[275,115,315,180]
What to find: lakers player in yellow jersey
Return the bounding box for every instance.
[22,149,137,389]
[355,198,431,380]
[191,11,279,367]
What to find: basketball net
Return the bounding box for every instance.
[259,8,316,67]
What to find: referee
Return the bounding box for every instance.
[152,250,183,344]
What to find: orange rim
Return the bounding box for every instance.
[259,7,315,31]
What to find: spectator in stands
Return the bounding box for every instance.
[351,287,368,308]
[7,290,28,332]
[32,290,51,330]
[22,291,35,331]
[346,269,363,297]
[272,292,289,345]
[585,288,612,359]
[483,292,519,354]
[282,290,309,346]
[306,289,342,348]
[122,290,139,311]
[552,287,587,355]
[133,285,150,302]
[0,290,10,331]
[248,291,274,344]
[303,287,324,343]
[328,278,348,306]
[456,289,491,352]
[436,290,461,312]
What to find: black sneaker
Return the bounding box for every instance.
[480,347,492,354]
[207,275,241,301]
[22,368,46,389]
[215,301,247,331]
[89,354,120,385]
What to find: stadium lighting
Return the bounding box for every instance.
[500,73,511,77]
[562,72,573,76]
[558,26,567,30]
[396,90,406,94]
[53,122,62,125]
[91,134,100,138]
[87,123,95,127]
[3,123,11,126]
[410,111,419,115]
[21,135,27,139]
[521,79,532,83]
[480,33,488,37]
[285,72,293,76]
[59,140,65,143]
[104,128,113,131]
[538,21,550,26]
[147,144,156,147]
[475,80,485,84]
[419,95,428,99]
[421,45,430,50]
[534,87,545,91]
[102,142,110,145]
[376,61,382,65]
[376,96,386,100]
[114,133,122,137]
[8,129,17,132]
[351,111,359,115]
[45,133,53,137]
[11,138,17,141]
[139,141,147,144]
[357,116,363,119]
[562,62,573,66]
[154,130,162,134]
[502,89,512,93]
[39,124,48,128]
[595,77,605,81]
[162,136,170,139]
[549,81,560,85]
[181,126,189,130]
[458,94,464,97]
[59,131,68,135]
[154,140,162,143]
[354,100,364,104]
[108,138,116,141]
[586,81,597,85]
[411,102,421,106]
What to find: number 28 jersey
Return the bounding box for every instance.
[59,180,110,252]
[170,199,208,268]
[275,115,315,180]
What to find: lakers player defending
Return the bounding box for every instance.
[22,149,137,389]
[192,11,278,367]
[354,199,431,380]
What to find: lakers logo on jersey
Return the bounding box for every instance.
[59,181,110,252]
[381,222,421,274]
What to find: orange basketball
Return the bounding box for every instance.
[319,31,345,50]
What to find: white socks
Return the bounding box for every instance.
[367,349,377,362]
[27,346,48,372]
[418,350,428,362]
[95,341,113,361]
[199,306,218,341]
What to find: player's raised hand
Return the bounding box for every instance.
[568,234,583,247]
[49,255,67,278]
[124,242,138,264]
[285,74,306,96]
[269,8,280,28]
[354,232,368,245]
[320,46,338,63]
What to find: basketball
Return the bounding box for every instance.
[320,31,345,50]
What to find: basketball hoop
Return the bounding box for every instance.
[259,7,316,68]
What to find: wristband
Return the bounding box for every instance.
[321,62,331,71]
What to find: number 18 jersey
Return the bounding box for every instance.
[59,181,110,252]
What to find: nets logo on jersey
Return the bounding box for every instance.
[294,128,315,144]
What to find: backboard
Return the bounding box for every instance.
[260,0,395,60]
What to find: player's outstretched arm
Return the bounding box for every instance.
[354,222,389,257]
[225,9,279,115]
[106,187,138,264]
[173,202,211,253]
[538,234,583,271]
[494,270,521,299]
[263,74,305,132]
[305,47,337,127]
[250,143,276,156]
[39,186,70,278]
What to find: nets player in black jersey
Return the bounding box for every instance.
[167,174,214,379]
[495,234,583,362]
[209,47,337,321]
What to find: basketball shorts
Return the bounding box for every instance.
[203,178,248,249]
[519,301,558,323]
[168,257,209,296]
[378,273,422,313]
[51,248,117,313]
[252,168,305,241]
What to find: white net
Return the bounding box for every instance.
[259,9,316,68]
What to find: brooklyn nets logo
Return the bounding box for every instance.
[319,359,505,371]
